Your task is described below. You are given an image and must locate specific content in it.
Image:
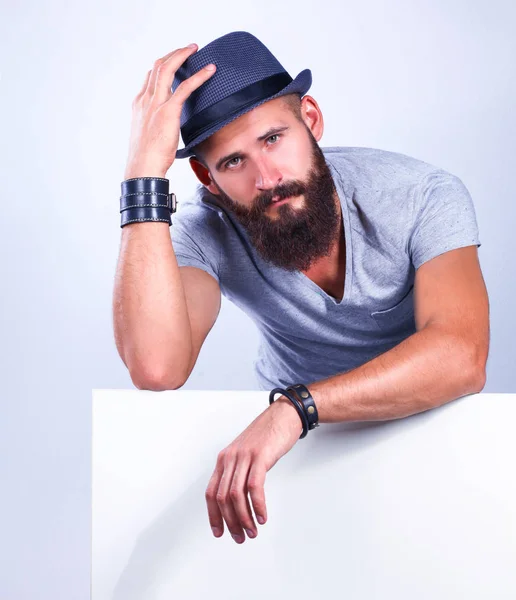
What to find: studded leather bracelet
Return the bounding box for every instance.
[285,383,320,431]
[269,383,320,438]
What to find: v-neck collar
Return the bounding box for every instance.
[290,157,354,307]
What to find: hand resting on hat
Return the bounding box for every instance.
[124,44,216,180]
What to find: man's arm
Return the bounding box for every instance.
[113,44,220,390]
[205,245,490,542]
[295,245,489,423]
[113,223,221,391]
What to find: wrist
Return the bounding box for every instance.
[119,175,173,229]
[124,164,168,180]
[270,395,304,436]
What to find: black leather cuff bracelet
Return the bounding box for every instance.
[120,177,178,228]
[286,383,320,430]
[269,387,309,439]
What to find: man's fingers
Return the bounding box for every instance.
[228,456,258,538]
[170,63,216,106]
[143,48,181,99]
[247,461,268,525]
[205,459,225,537]
[138,44,197,104]
[244,488,257,538]
[152,44,201,105]
[215,454,247,543]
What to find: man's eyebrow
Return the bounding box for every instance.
[257,125,290,141]
[214,125,290,171]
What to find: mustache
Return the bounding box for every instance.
[252,180,307,211]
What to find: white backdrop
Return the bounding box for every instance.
[1,1,515,598]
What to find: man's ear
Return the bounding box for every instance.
[299,95,324,143]
[189,156,219,195]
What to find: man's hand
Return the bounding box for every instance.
[125,43,217,179]
[205,397,303,543]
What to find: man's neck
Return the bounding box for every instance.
[302,193,345,279]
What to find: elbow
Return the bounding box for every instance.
[126,347,194,391]
[470,340,489,393]
[131,365,188,391]
[462,345,488,395]
[469,365,487,394]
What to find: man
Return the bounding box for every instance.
[113,31,490,545]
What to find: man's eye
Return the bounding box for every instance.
[225,157,241,169]
[267,134,281,144]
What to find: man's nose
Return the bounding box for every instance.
[255,158,283,190]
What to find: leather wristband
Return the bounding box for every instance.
[286,383,320,430]
[120,177,177,228]
[269,387,309,439]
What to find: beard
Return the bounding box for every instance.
[209,131,341,271]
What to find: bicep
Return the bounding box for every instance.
[414,245,490,369]
[179,266,222,379]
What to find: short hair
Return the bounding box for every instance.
[192,92,304,164]
[280,92,304,122]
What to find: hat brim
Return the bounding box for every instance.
[175,68,312,159]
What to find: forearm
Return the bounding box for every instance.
[112,221,193,388]
[306,325,485,424]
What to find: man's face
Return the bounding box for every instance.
[194,96,341,272]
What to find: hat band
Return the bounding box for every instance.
[181,71,293,147]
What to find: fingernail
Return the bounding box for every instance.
[232,533,244,543]
[257,515,265,524]
[188,43,197,48]
[205,64,216,70]
[211,526,222,537]
[245,528,256,538]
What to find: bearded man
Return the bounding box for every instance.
[114,31,490,545]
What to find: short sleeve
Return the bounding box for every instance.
[170,196,222,284]
[408,171,481,270]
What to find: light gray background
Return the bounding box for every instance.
[1,0,514,598]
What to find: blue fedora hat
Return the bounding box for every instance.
[172,31,312,159]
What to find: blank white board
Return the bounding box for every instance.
[92,390,516,599]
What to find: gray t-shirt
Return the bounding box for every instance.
[171,146,481,390]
